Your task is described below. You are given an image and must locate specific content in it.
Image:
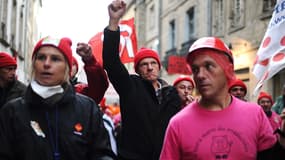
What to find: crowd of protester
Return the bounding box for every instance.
[0,0,285,159]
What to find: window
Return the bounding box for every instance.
[0,0,2,19]
[213,0,224,35]
[0,0,8,40]
[11,0,17,49]
[148,5,155,29]
[169,20,176,49]
[230,0,245,29]
[263,0,276,13]
[185,7,195,41]
[18,3,24,56]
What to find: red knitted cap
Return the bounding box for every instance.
[229,78,247,94]
[258,91,273,104]
[134,47,161,73]
[32,36,73,73]
[173,75,195,87]
[0,52,17,68]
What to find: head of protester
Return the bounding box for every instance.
[0,36,115,160]
[257,91,274,115]
[186,37,235,105]
[134,47,161,89]
[31,36,73,86]
[229,78,247,101]
[173,75,195,108]
[257,91,282,132]
[0,52,18,87]
[0,52,26,108]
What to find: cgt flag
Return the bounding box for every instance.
[88,18,138,66]
[252,0,285,95]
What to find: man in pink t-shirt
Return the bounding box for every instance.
[257,91,282,132]
[160,37,285,160]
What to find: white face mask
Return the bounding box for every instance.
[31,80,64,99]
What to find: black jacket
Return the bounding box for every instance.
[0,84,115,160]
[103,28,181,160]
[0,79,26,108]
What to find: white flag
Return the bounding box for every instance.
[252,0,285,95]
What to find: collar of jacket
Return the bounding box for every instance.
[24,83,75,109]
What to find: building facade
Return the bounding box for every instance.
[0,0,42,83]
[125,0,280,101]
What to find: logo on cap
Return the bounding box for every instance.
[42,37,60,47]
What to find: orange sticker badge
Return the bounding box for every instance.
[74,123,83,136]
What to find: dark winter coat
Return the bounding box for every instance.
[103,28,181,160]
[0,84,115,160]
[0,79,26,108]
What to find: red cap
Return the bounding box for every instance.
[32,36,73,73]
[0,52,17,68]
[99,97,108,110]
[187,37,233,64]
[258,91,273,104]
[229,79,247,94]
[173,75,195,87]
[134,47,161,73]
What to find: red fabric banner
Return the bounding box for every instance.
[88,18,138,66]
[167,55,192,75]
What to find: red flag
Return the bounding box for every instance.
[89,18,138,66]
[88,32,104,65]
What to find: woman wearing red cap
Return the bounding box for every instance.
[229,78,247,101]
[173,75,195,108]
[0,36,115,160]
[0,52,26,108]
